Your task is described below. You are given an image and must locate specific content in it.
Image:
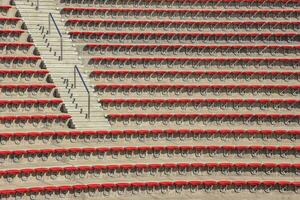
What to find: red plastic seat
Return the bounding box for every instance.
[262,181,276,186]
[189,181,203,186]
[6,169,19,175]
[96,148,109,153]
[247,181,261,186]
[59,186,72,191]
[191,163,205,168]
[88,184,102,189]
[146,182,159,187]
[49,167,63,173]
[117,183,130,188]
[163,163,177,168]
[160,181,173,187]
[120,164,134,170]
[93,165,106,170]
[102,183,115,188]
[174,181,188,186]
[148,164,161,169]
[218,181,232,186]
[73,185,88,190]
[135,164,147,169]
[20,168,34,174]
[131,182,146,187]
[203,181,217,186]
[34,168,48,173]
[15,188,29,193]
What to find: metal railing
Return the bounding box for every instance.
[35,0,39,10]
[48,13,63,61]
[74,65,90,119]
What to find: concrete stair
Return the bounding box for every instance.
[14,0,110,130]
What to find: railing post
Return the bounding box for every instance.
[74,66,76,88]
[88,94,90,119]
[48,13,50,34]
[60,37,63,60]
[48,13,63,60]
[36,0,39,10]
[74,65,90,119]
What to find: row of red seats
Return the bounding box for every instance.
[66,19,300,26]
[86,43,300,50]
[0,180,299,196]
[0,17,21,22]
[62,8,300,17]
[90,58,299,69]
[0,162,299,177]
[61,0,299,3]
[62,7,299,14]
[0,42,32,47]
[0,6,12,9]
[70,31,299,38]
[0,99,62,105]
[0,84,55,89]
[97,0,299,3]
[96,85,300,96]
[0,56,41,61]
[90,57,300,63]
[90,70,300,77]
[95,84,300,90]
[107,113,300,119]
[0,70,48,75]
[99,98,299,105]
[67,21,300,32]
[0,30,24,34]
[0,145,298,156]
[1,129,298,140]
[0,114,71,121]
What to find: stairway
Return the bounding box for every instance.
[13,0,110,130]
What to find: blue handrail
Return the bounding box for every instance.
[74,65,90,119]
[48,13,63,60]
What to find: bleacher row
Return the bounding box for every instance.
[98,99,299,114]
[0,181,299,198]
[61,8,300,20]
[0,0,299,199]
[59,0,300,198]
[94,85,300,98]
[89,70,300,83]
[1,162,300,178]
[1,129,299,146]
[81,44,300,56]
[0,145,299,158]
[88,57,300,70]
[66,20,300,32]
[70,32,300,44]
[59,0,300,9]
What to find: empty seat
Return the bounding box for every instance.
[88,57,300,70]
[62,8,300,20]
[0,17,23,29]
[65,19,300,32]
[90,70,300,83]
[70,31,300,44]
[0,42,34,55]
[83,43,300,56]
[95,84,300,97]
[0,180,298,198]
[1,145,298,163]
[60,0,300,9]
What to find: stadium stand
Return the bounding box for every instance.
[0,0,299,199]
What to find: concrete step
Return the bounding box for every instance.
[15,0,110,130]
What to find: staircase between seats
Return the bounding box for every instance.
[14,0,110,130]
